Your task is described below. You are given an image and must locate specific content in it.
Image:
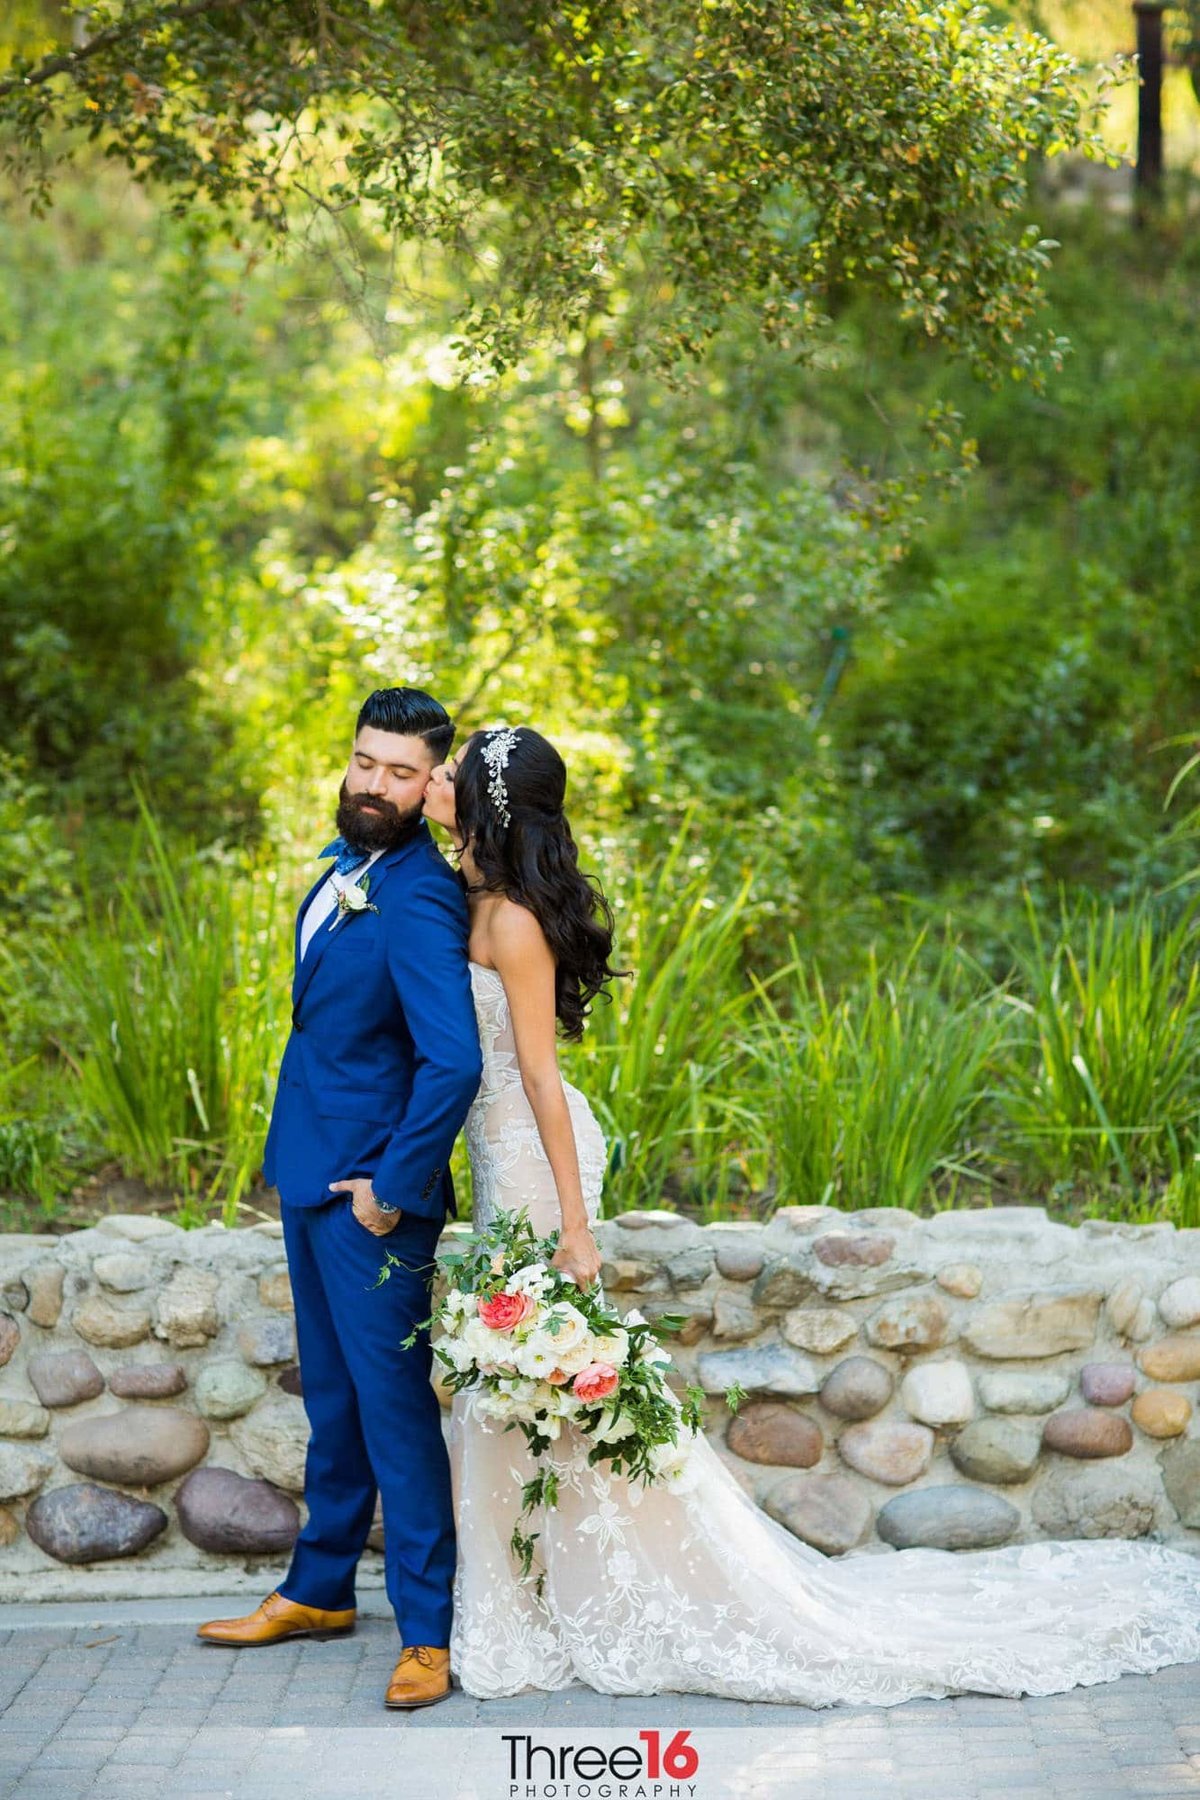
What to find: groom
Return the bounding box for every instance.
[197,686,483,1710]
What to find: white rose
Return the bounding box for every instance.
[592,1328,630,1368]
[540,1303,595,1373]
[340,882,369,911]
[649,1432,701,1493]
[437,1336,474,1374]
[512,1336,563,1381]
[474,1391,516,1421]
[591,1407,638,1445]
[462,1316,518,1370]
[506,1261,552,1299]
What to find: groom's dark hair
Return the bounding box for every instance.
[356,687,454,762]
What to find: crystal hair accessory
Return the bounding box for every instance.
[480,727,520,829]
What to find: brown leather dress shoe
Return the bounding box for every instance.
[384,1645,452,1709]
[196,1589,356,1647]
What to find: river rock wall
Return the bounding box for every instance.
[2,1203,1200,1600]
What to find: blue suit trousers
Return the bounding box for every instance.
[277,1196,455,1646]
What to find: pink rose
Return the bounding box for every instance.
[573,1362,620,1404]
[477,1291,537,1332]
[545,1367,571,1386]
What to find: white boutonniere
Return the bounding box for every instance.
[329,873,380,929]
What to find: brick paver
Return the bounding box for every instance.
[2,1597,1200,1798]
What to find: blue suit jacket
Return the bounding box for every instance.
[262,822,483,1221]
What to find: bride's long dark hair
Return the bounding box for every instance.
[454,726,625,1039]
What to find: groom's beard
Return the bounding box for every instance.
[336,780,425,853]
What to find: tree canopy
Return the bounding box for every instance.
[1,1,1114,382]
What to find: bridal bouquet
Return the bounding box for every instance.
[397,1207,717,1588]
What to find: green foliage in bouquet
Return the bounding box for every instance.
[378,1207,710,1592]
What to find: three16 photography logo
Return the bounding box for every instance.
[503,1729,701,1799]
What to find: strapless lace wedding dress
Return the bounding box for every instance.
[447,961,1200,1705]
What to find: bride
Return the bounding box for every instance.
[421,724,1200,1708]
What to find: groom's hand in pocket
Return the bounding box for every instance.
[328,1177,402,1235]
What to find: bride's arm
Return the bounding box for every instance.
[490,902,602,1287]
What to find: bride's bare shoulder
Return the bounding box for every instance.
[486,896,554,969]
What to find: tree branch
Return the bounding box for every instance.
[0,0,248,100]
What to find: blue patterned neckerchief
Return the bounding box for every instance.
[318,835,372,878]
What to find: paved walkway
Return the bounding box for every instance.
[3,1595,1200,1799]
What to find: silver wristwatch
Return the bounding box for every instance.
[370,1187,400,1215]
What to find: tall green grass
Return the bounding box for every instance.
[566,834,764,1214]
[48,789,290,1222]
[995,888,1200,1209]
[11,793,1200,1233]
[747,924,1011,1213]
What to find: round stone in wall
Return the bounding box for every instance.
[813,1233,894,1268]
[837,1420,934,1486]
[153,1267,220,1348]
[2,1277,28,1312]
[1160,1439,1200,1528]
[195,1361,267,1420]
[1032,1464,1159,1539]
[763,1472,873,1555]
[1137,1335,1200,1383]
[229,1397,310,1492]
[962,1290,1101,1359]
[92,1252,155,1294]
[1157,1276,1200,1330]
[712,1240,765,1283]
[59,1406,210,1486]
[819,1356,894,1421]
[109,1362,188,1400]
[1131,1389,1191,1439]
[0,1313,20,1368]
[25,1263,65,1329]
[258,1267,294,1311]
[726,1402,823,1468]
[751,1259,815,1309]
[1042,1408,1134,1459]
[976,1370,1071,1415]
[781,1306,858,1356]
[237,1317,298,1367]
[865,1293,948,1353]
[0,1398,51,1439]
[949,1418,1041,1485]
[696,1342,821,1399]
[710,1290,759,1343]
[175,1466,300,1554]
[876,1485,1020,1551]
[1079,1363,1136,1407]
[25,1482,167,1563]
[936,1262,982,1299]
[899,1361,974,1427]
[71,1294,152,1349]
[665,1247,715,1291]
[27,1349,105,1409]
[1106,1278,1147,1339]
[0,1444,55,1501]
